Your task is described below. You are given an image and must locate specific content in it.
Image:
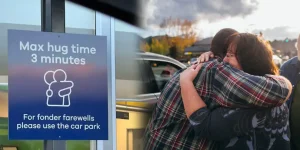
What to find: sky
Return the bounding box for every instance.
[141,0,300,41]
[1,0,299,41]
[0,0,99,30]
[0,0,147,38]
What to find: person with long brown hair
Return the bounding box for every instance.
[180,33,291,149]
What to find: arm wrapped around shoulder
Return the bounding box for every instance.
[264,74,292,105]
[212,63,292,108]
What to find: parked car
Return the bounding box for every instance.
[116,51,186,106]
[115,51,186,149]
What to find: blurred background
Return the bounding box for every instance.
[138,0,300,67]
[0,0,299,150]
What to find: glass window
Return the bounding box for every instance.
[0,87,43,149]
[115,58,160,99]
[115,19,146,34]
[0,0,41,80]
[65,1,95,35]
[127,128,145,150]
[114,18,149,54]
[0,1,41,26]
[115,20,144,74]
[0,1,42,149]
[115,19,156,150]
[65,1,95,149]
[114,19,151,99]
[0,1,96,150]
[138,60,159,94]
[149,61,181,91]
[66,140,90,150]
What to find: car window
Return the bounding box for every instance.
[115,58,182,96]
[116,59,142,81]
[149,61,181,91]
[139,60,160,94]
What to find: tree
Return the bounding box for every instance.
[150,38,169,55]
[141,35,170,55]
[159,17,197,58]
[141,17,198,59]
[140,42,151,52]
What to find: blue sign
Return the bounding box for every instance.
[8,30,108,140]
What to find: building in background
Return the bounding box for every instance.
[183,37,212,63]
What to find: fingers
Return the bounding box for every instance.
[205,53,210,62]
[198,52,207,63]
[198,51,213,63]
[195,63,202,72]
[201,55,205,63]
[189,63,202,71]
[202,52,209,62]
[196,58,200,64]
[198,55,203,63]
[207,51,214,60]
[198,56,203,63]
[190,64,198,70]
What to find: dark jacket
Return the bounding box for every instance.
[280,56,300,108]
[189,104,290,150]
[280,56,300,150]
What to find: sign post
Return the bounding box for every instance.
[8,29,109,140]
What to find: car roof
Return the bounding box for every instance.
[137,52,186,68]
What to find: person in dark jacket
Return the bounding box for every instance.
[280,34,300,150]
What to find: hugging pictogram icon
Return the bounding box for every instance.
[44,69,74,107]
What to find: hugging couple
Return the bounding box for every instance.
[144,28,293,150]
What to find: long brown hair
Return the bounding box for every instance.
[228,33,279,76]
